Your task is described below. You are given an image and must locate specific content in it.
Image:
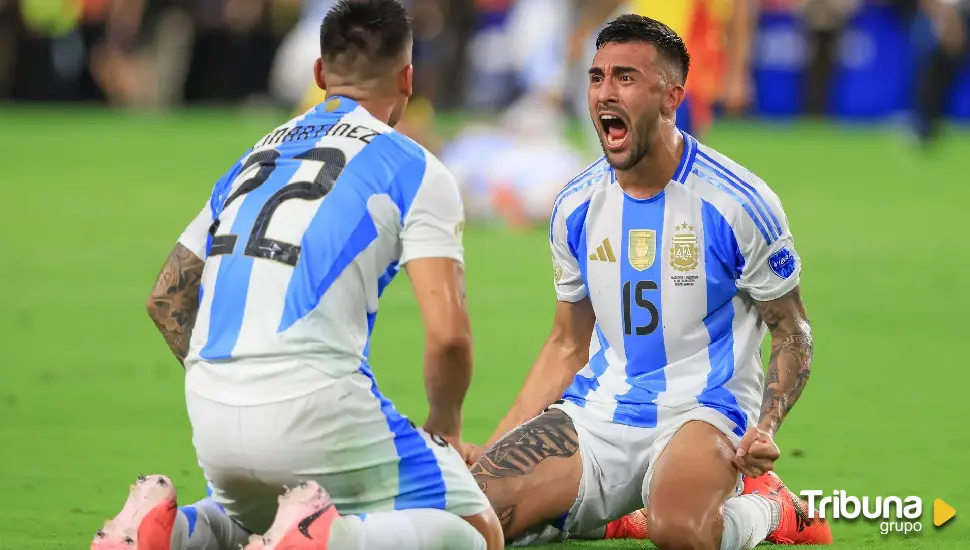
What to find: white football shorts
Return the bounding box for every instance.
[186,369,490,534]
[549,400,745,535]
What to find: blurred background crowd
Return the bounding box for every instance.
[1,0,968,224]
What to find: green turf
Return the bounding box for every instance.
[1,108,968,548]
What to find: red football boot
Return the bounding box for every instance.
[603,508,649,539]
[759,475,834,545]
[744,471,787,496]
[92,475,178,550]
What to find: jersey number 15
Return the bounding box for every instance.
[622,280,659,336]
[208,147,347,267]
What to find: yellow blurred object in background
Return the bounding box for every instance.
[630,0,733,37]
[299,83,328,114]
[20,0,81,36]
[630,0,736,133]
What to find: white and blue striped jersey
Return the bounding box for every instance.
[178,97,465,406]
[553,132,800,436]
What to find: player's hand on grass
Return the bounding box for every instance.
[733,426,780,478]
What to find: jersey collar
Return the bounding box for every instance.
[316,95,360,116]
[672,129,698,184]
[603,129,698,187]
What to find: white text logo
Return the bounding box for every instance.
[800,490,923,535]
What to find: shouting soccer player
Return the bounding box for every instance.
[468,15,830,549]
[93,1,503,549]
[561,2,829,544]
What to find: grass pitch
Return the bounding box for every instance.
[0,108,967,548]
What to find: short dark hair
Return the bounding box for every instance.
[320,0,412,75]
[595,14,690,85]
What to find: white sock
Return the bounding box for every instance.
[720,494,781,550]
[328,509,486,550]
[170,499,251,550]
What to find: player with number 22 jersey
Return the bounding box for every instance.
[175,95,494,541]
[94,2,503,549]
[182,98,458,404]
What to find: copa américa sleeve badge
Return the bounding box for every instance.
[768,246,798,279]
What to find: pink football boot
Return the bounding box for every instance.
[92,474,178,550]
[244,481,339,550]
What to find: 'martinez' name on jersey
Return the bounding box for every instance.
[553,132,800,435]
[178,97,464,405]
[255,120,381,148]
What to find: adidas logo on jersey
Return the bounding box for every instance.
[589,239,617,262]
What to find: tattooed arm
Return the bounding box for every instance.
[755,285,813,437]
[146,243,204,366]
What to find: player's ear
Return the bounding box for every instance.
[314,58,326,91]
[664,84,686,118]
[399,63,414,99]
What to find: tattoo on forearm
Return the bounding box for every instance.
[757,287,813,434]
[470,409,579,532]
[147,243,203,365]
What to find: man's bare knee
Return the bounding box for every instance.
[644,421,737,550]
[648,511,720,550]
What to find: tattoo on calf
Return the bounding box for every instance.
[470,409,579,531]
[147,243,204,365]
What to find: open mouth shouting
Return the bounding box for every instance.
[599,112,629,152]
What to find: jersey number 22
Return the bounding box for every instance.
[208,147,347,266]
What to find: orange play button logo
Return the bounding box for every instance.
[934,499,956,527]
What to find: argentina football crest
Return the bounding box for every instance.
[669,222,699,272]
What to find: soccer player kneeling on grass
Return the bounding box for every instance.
[467,15,831,549]
[92,1,503,549]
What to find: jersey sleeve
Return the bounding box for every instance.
[177,165,239,260]
[177,204,213,260]
[735,184,801,302]
[399,157,465,265]
[550,203,587,302]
